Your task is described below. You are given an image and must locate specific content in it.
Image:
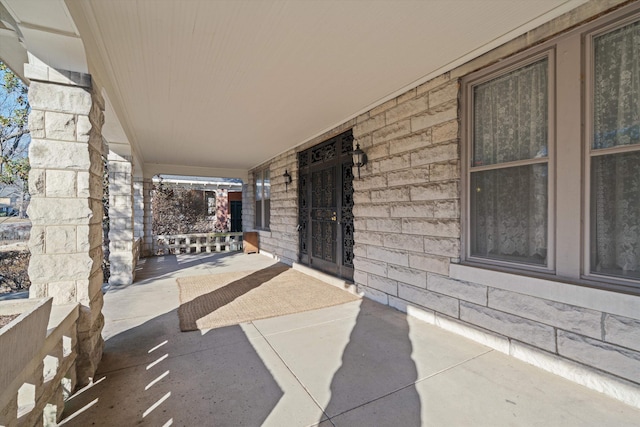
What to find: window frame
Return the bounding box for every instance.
[583,11,640,288]
[461,47,557,275]
[254,168,271,230]
[461,3,640,295]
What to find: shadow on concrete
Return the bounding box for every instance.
[321,298,421,425]
[61,309,284,426]
[110,252,250,292]
[177,264,288,331]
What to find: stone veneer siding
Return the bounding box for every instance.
[247,0,640,406]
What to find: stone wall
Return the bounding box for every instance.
[246,0,640,406]
[247,150,298,265]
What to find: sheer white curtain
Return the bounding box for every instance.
[471,59,548,265]
[591,21,640,278]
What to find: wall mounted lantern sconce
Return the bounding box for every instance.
[283,169,292,191]
[353,142,368,179]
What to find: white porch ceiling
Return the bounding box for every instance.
[6,0,588,176]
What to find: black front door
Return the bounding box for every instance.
[230,200,242,232]
[298,130,354,281]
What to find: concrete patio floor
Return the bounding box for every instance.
[60,252,640,426]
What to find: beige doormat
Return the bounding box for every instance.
[176,264,360,332]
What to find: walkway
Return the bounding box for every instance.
[60,252,640,426]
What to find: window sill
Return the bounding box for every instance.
[450,263,640,319]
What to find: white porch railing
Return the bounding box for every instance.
[153,232,243,255]
[0,303,79,427]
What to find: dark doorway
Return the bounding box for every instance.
[298,130,354,281]
[230,200,242,232]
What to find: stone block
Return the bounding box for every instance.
[46,169,77,197]
[423,236,460,257]
[27,198,94,226]
[427,273,487,305]
[353,244,367,258]
[45,111,76,141]
[28,226,46,255]
[388,265,427,289]
[28,81,92,114]
[410,181,458,201]
[604,314,640,352]
[430,160,460,182]
[355,231,384,246]
[488,288,602,340]
[432,120,459,144]
[109,227,134,241]
[408,253,450,275]
[383,233,424,252]
[410,103,457,133]
[368,274,398,296]
[390,201,435,218]
[28,253,95,282]
[75,275,105,306]
[353,270,368,285]
[354,114,386,136]
[353,174,387,191]
[367,246,409,267]
[359,285,389,305]
[353,204,390,218]
[29,168,46,196]
[370,98,398,117]
[28,109,45,138]
[372,120,411,144]
[390,296,436,324]
[416,73,451,95]
[76,115,92,143]
[354,191,370,204]
[402,218,460,237]
[364,218,402,232]
[363,142,390,161]
[370,187,410,203]
[30,139,90,170]
[411,142,459,167]
[353,257,388,277]
[389,132,431,156]
[387,167,430,187]
[385,95,428,124]
[48,281,77,304]
[372,154,411,174]
[460,301,556,352]
[429,81,459,108]
[557,331,640,383]
[397,88,417,104]
[45,226,77,254]
[433,199,460,218]
[398,283,459,317]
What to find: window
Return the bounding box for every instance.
[587,18,640,282]
[463,6,640,293]
[469,56,551,268]
[254,169,270,229]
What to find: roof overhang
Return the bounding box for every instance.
[0,0,591,179]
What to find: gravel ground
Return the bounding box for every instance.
[0,314,20,328]
[0,250,30,294]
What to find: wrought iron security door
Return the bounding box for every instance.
[298,130,354,281]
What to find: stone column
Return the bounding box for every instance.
[25,58,105,385]
[133,177,144,240]
[142,179,154,256]
[108,152,135,285]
